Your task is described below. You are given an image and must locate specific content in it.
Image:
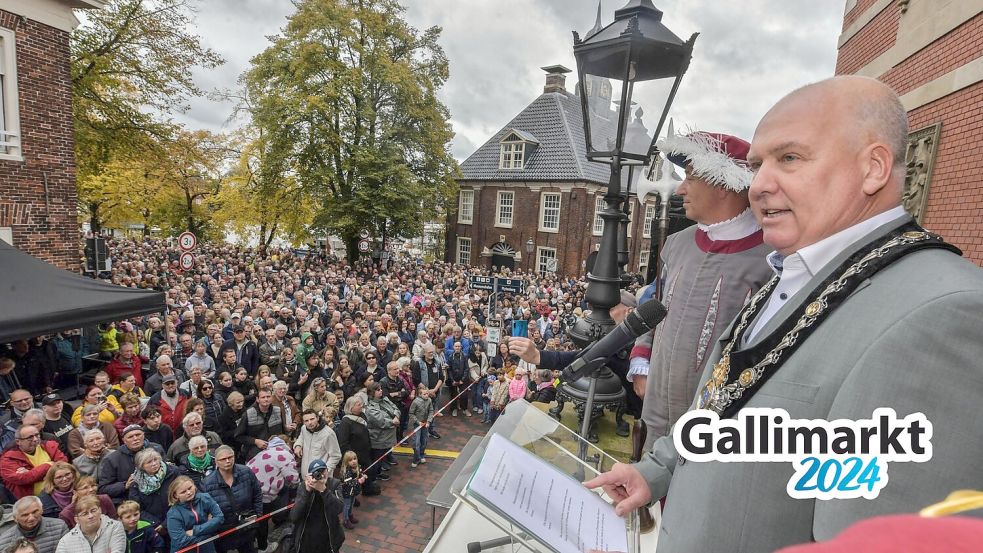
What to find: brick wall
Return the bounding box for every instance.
[880,13,983,96]
[835,3,900,76]
[446,184,651,276]
[908,81,983,264]
[836,4,983,267]
[842,0,882,31]
[0,10,79,271]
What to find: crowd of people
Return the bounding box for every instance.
[0,239,639,553]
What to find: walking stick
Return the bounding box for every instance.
[631,419,656,533]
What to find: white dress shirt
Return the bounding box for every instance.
[743,206,907,345]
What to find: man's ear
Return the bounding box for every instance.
[861,143,894,196]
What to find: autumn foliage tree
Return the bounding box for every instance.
[72,0,223,232]
[242,0,458,259]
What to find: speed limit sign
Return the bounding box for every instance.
[179,252,195,271]
[357,239,370,253]
[178,232,197,251]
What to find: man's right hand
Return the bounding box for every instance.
[632,375,647,399]
[583,462,653,517]
[508,337,540,365]
[125,474,135,489]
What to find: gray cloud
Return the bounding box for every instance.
[169,0,842,157]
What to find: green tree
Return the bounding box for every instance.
[243,0,458,259]
[72,0,223,231]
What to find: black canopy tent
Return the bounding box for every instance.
[0,240,165,343]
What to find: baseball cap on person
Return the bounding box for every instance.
[308,459,328,478]
[162,374,178,384]
[231,313,242,320]
[40,393,62,406]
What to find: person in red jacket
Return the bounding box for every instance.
[0,424,69,498]
[105,342,144,388]
[145,374,188,433]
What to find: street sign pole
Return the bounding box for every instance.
[92,237,99,278]
[490,277,498,320]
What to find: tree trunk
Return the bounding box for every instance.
[343,233,359,263]
[89,204,102,233]
[185,192,196,234]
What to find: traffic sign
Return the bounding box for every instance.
[545,258,558,272]
[486,318,503,344]
[496,278,524,294]
[179,252,195,271]
[468,276,524,294]
[357,239,370,253]
[178,232,197,251]
[468,275,494,291]
[359,229,370,239]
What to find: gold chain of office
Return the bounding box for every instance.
[698,229,946,416]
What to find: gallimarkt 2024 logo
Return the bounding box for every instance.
[672,408,933,499]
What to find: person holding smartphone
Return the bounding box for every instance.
[288,459,345,553]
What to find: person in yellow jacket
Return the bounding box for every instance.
[71,385,120,426]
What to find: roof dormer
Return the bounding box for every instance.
[498,128,539,170]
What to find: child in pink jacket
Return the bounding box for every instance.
[508,367,528,402]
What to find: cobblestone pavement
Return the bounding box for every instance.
[342,410,489,553]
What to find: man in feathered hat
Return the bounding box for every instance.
[629,127,773,448]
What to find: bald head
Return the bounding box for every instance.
[782,76,908,176]
[747,76,908,256]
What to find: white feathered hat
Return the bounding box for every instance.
[657,122,753,193]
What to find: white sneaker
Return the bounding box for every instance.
[477,408,484,414]
[452,409,458,417]
[464,410,472,417]
[261,542,278,553]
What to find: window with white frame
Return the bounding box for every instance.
[643,203,655,238]
[537,247,557,274]
[539,192,561,232]
[496,191,514,227]
[639,250,650,273]
[592,196,604,235]
[0,28,22,160]
[457,237,472,266]
[499,140,525,169]
[458,190,474,224]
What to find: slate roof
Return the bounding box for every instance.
[459,90,612,185]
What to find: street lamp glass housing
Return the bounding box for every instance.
[573,0,697,167]
[525,238,534,254]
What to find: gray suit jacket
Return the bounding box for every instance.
[637,215,983,552]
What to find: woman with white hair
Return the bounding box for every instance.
[128,448,182,526]
[177,435,214,487]
[411,330,431,359]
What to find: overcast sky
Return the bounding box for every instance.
[171,0,845,161]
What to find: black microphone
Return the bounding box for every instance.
[561,299,668,382]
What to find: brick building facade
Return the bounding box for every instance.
[0,0,102,270]
[445,66,656,277]
[836,0,983,264]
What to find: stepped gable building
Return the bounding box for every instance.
[836,0,983,264]
[0,0,103,270]
[445,63,657,277]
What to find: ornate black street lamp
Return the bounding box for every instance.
[525,238,535,272]
[561,0,697,454]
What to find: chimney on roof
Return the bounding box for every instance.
[542,65,571,94]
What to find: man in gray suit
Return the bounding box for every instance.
[586,75,983,551]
